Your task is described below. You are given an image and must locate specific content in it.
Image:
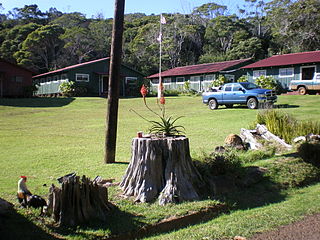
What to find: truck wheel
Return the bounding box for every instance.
[247,97,258,109]
[208,99,218,110]
[298,86,307,95]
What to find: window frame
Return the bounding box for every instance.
[176,77,185,84]
[190,75,201,82]
[75,73,90,82]
[279,67,294,78]
[253,70,266,79]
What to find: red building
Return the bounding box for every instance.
[0,59,34,97]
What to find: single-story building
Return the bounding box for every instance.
[0,59,34,97]
[33,58,145,97]
[146,58,252,92]
[242,50,320,89]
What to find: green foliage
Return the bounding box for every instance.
[266,158,320,188]
[212,75,226,87]
[59,81,75,97]
[194,151,242,177]
[298,142,320,167]
[255,109,320,143]
[255,75,278,89]
[237,75,248,82]
[149,116,185,136]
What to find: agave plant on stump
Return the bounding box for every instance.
[131,84,185,137]
[121,85,204,205]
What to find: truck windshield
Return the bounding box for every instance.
[240,82,260,90]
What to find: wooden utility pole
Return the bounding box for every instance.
[105,0,125,163]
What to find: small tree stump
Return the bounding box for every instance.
[120,136,203,205]
[47,175,111,226]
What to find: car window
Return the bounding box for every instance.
[225,86,232,91]
[241,82,259,90]
[232,84,242,91]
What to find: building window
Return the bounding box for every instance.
[163,77,171,84]
[11,76,24,83]
[253,70,266,79]
[176,77,185,83]
[151,79,159,84]
[76,73,89,82]
[190,76,200,82]
[204,75,214,81]
[125,77,137,83]
[279,68,294,78]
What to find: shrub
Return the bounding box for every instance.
[193,151,242,177]
[254,109,320,143]
[255,75,277,89]
[212,75,226,87]
[237,75,248,82]
[297,142,320,167]
[59,81,75,97]
[266,157,320,188]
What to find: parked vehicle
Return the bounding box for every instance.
[202,82,277,110]
[289,73,320,95]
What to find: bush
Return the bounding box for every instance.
[266,157,320,188]
[212,75,226,87]
[59,81,75,97]
[193,151,242,177]
[297,142,320,167]
[255,75,277,89]
[237,75,248,82]
[254,109,320,143]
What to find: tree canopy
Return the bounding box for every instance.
[0,1,319,75]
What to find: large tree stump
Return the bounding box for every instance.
[47,175,111,226]
[120,136,204,205]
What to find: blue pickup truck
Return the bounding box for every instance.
[202,82,277,110]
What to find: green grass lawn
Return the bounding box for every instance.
[1,95,320,239]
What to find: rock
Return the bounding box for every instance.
[306,134,320,143]
[234,236,247,240]
[241,166,268,187]
[293,136,306,143]
[214,146,226,153]
[225,134,245,150]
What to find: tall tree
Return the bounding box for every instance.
[15,24,64,72]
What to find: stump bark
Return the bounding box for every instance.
[47,175,111,226]
[120,136,203,205]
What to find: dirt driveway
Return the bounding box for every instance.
[249,213,320,240]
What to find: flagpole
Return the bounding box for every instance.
[158,14,162,100]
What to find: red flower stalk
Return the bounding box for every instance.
[140,84,148,105]
[140,84,148,97]
[160,96,165,105]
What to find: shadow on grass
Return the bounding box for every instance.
[222,176,286,210]
[0,209,58,240]
[0,97,75,107]
[47,203,145,239]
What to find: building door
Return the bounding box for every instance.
[301,66,315,80]
[99,75,109,96]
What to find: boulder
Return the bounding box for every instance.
[225,134,245,150]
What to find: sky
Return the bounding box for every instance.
[0,0,260,18]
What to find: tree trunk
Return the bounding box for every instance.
[47,175,111,226]
[120,136,203,205]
